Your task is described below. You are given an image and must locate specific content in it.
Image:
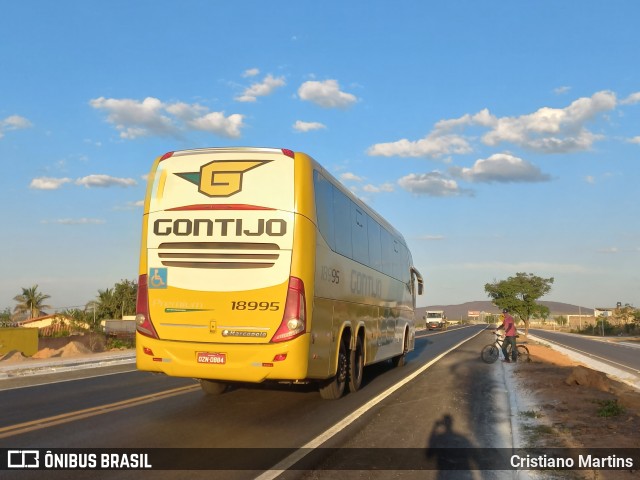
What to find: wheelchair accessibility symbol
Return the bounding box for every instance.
[149,268,168,289]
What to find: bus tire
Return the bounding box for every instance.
[319,336,348,400]
[348,335,364,393]
[391,329,409,368]
[200,379,227,395]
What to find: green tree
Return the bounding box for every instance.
[1,307,12,325]
[13,285,52,320]
[113,279,137,317]
[484,273,554,335]
[86,279,137,322]
[554,315,568,327]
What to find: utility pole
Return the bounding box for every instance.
[579,305,582,331]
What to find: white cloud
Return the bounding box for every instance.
[235,74,286,102]
[340,172,363,182]
[165,102,208,120]
[362,183,395,193]
[367,134,472,159]
[293,120,327,132]
[585,175,596,184]
[367,90,619,159]
[185,112,244,138]
[242,68,260,78]
[30,177,73,190]
[419,234,445,241]
[89,97,176,139]
[628,136,640,144]
[433,109,496,133]
[449,153,551,183]
[298,79,357,109]
[398,172,472,197]
[482,91,616,153]
[90,96,244,139]
[75,174,137,188]
[554,86,572,95]
[621,92,640,105]
[0,114,33,138]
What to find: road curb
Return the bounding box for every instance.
[0,351,135,379]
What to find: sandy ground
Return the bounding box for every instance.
[511,340,640,479]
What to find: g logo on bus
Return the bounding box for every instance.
[175,160,271,197]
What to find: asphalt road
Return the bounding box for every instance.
[529,328,640,380]
[1,325,517,480]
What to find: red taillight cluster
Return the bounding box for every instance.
[135,274,159,339]
[271,277,306,343]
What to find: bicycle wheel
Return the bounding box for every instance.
[516,345,530,363]
[481,344,500,364]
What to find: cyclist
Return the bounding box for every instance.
[496,308,518,363]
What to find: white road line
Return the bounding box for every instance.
[255,327,486,480]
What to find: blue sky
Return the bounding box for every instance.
[1,1,639,313]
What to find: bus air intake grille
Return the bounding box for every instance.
[157,242,280,269]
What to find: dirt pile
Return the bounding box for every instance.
[0,350,30,363]
[1,340,95,363]
[32,341,93,359]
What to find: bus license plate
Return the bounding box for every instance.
[197,352,226,365]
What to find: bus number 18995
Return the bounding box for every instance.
[231,301,280,311]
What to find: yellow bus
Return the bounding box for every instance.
[135,147,423,399]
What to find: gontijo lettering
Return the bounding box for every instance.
[153,218,287,237]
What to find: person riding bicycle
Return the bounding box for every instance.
[496,308,518,362]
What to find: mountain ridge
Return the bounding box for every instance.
[417,301,594,320]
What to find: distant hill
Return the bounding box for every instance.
[417,301,594,321]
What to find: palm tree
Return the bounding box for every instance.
[13,285,52,320]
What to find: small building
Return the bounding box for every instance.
[17,314,89,336]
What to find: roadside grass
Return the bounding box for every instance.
[595,399,625,417]
[520,410,543,419]
[521,423,556,445]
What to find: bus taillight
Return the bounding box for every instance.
[271,276,306,343]
[135,274,159,339]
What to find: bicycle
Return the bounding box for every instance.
[481,332,530,364]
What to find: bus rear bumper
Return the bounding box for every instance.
[135,333,311,383]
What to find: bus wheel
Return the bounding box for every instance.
[200,379,227,395]
[348,335,364,393]
[391,330,409,368]
[319,337,348,400]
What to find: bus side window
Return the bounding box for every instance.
[313,171,335,249]
[351,206,369,265]
[367,215,382,272]
[380,228,394,276]
[333,187,352,258]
